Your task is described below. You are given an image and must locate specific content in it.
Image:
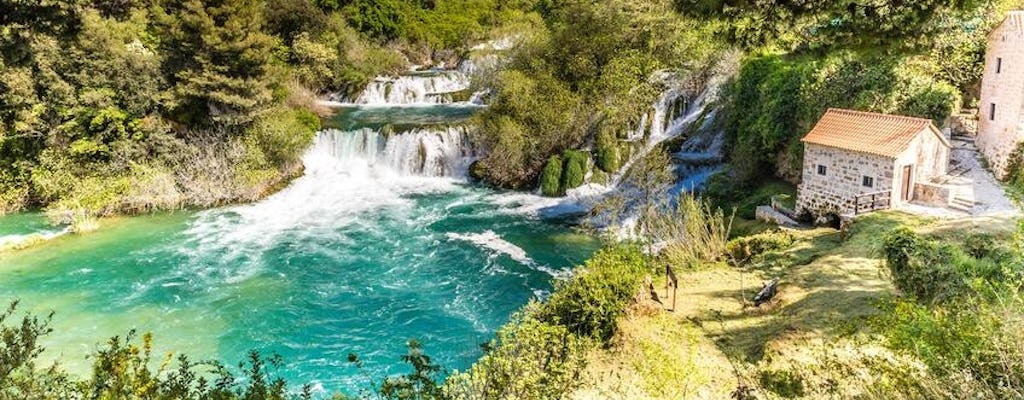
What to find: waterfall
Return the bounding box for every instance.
[672,110,725,191]
[611,87,710,187]
[353,72,471,106]
[311,127,474,177]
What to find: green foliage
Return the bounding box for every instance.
[539,154,563,197]
[538,245,649,342]
[757,369,806,398]
[674,0,994,50]
[1004,142,1024,195]
[880,227,1022,304]
[444,311,590,400]
[265,0,328,42]
[645,192,734,269]
[473,0,725,190]
[723,52,962,182]
[376,339,444,400]
[560,150,588,192]
[156,0,279,127]
[475,69,583,189]
[246,108,319,167]
[342,0,414,41]
[595,130,620,173]
[726,230,796,266]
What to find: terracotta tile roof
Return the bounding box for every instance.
[801,108,948,158]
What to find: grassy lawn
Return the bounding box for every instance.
[572,211,1018,399]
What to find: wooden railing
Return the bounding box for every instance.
[854,191,891,215]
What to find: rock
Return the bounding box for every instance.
[753,279,778,307]
[755,205,799,227]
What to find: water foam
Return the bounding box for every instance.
[445,230,534,266]
[354,72,470,106]
[166,126,478,286]
[0,227,70,251]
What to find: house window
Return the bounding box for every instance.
[817,165,827,176]
[862,176,874,188]
[997,57,1003,73]
[990,103,997,121]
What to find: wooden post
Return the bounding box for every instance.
[666,265,678,312]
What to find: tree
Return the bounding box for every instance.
[156,0,278,128]
[674,0,991,49]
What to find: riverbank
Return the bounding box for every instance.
[563,211,1020,399]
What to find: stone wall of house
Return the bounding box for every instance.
[893,127,950,206]
[977,14,1024,179]
[796,143,895,217]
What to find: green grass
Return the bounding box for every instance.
[575,210,1005,398]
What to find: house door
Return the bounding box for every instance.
[901,165,913,202]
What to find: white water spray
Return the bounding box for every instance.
[353,73,470,105]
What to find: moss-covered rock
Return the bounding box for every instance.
[541,155,563,196]
[595,131,620,173]
[561,150,588,191]
[468,160,487,181]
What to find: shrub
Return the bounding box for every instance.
[444,311,590,400]
[645,193,733,269]
[758,369,806,398]
[538,245,649,342]
[560,150,588,191]
[540,155,563,196]
[882,227,1024,305]
[726,229,795,266]
[595,130,620,173]
[245,108,319,168]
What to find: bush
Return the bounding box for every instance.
[882,227,1023,305]
[595,130,620,173]
[645,193,733,269]
[560,150,588,191]
[538,245,649,342]
[245,108,319,168]
[540,155,563,196]
[444,311,590,400]
[726,229,795,266]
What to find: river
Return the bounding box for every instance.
[0,99,599,393]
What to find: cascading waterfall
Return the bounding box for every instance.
[313,126,474,177]
[672,110,725,191]
[353,72,470,105]
[610,86,710,187]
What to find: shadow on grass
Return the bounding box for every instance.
[708,288,888,363]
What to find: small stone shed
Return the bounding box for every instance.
[796,108,951,218]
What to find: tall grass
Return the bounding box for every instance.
[643,193,733,269]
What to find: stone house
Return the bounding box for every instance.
[977,11,1024,179]
[796,109,951,218]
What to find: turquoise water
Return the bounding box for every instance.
[0,106,599,394]
[323,104,482,131]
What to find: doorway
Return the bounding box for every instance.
[901,165,913,202]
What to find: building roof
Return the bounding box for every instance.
[1008,11,1024,35]
[990,11,1024,37]
[801,108,950,158]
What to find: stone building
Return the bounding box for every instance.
[977,11,1024,179]
[796,109,951,218]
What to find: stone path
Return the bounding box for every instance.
[898,135,1019,218]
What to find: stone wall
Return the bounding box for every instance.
[796,143,896,217]
[892,127,950,207]
[977,15,1024,179]
[948,112,978,136]
[914,182,952,206]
